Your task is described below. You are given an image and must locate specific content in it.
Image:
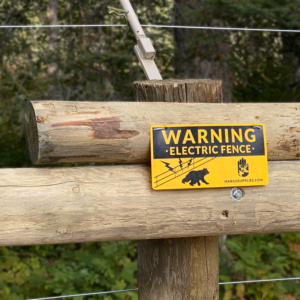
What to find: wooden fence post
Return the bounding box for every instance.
[134,79,222,300]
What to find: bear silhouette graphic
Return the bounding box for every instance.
[182,168,210,186]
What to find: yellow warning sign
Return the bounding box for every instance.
[150,124,268,190]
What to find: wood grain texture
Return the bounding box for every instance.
[0,161,299,246]
[133,79,223,103]
[25,101,300,164]
[135,79,220,300]
[138,237,219,300]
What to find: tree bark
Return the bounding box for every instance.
[173,0,233,102]
[138,237,219,300]
[281,5,300,102]
[48,0,58,76]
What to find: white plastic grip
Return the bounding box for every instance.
[137,38,155,59]
[134,46,162,80]
[119,0,162,80]
[119,0,145,40]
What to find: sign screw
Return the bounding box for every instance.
[231,188,243,200]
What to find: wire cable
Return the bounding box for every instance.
[144,24,300,33]
[0,24,125,28]
[25,277,300,300]
[219,277,300,285]
[25,289,138,300]
[0,24,300,33]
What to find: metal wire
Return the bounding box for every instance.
[0,24,124,28]
[143,24,300,33]
[25,277,300,300]
[0,24,300,33]
[25,289,138,300]
[219,277,300,285]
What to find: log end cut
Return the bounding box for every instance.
[133,79,223,103]
[24,101,39,164]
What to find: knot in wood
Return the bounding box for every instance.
[36,115,45,123]
[72,186,80,194]
[57,227,69,235]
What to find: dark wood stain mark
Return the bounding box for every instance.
[287,127,300,133]
[276,139,300,152]
[51,117,139,140]
[277,141,291,151]
[41,140,55,155]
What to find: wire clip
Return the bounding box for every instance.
[117,0,162,80]
[107,6,129,25]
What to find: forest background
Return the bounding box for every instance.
[1,0,300,299]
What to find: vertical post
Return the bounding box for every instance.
[134,78,222,300]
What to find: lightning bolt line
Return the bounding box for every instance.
[156,157,199,177]
[179,158,183,170]
[156,157,217,188]
[155,157,214,186]
[161,161,176,174]
[156,158,207,183]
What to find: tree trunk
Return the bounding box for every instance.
[173,0,233,102]
[48,0,58,76]
[281,5,300,102]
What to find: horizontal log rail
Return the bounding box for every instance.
[25,101,300,164]
[0,161,299,247]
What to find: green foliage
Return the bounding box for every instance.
[220,234,300,299]
[1,1,300,299]
[217,0,300,102]
[0,99,31,167]
[175,0,300,102]
[0,242,137,300]
[0,0,174,101]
